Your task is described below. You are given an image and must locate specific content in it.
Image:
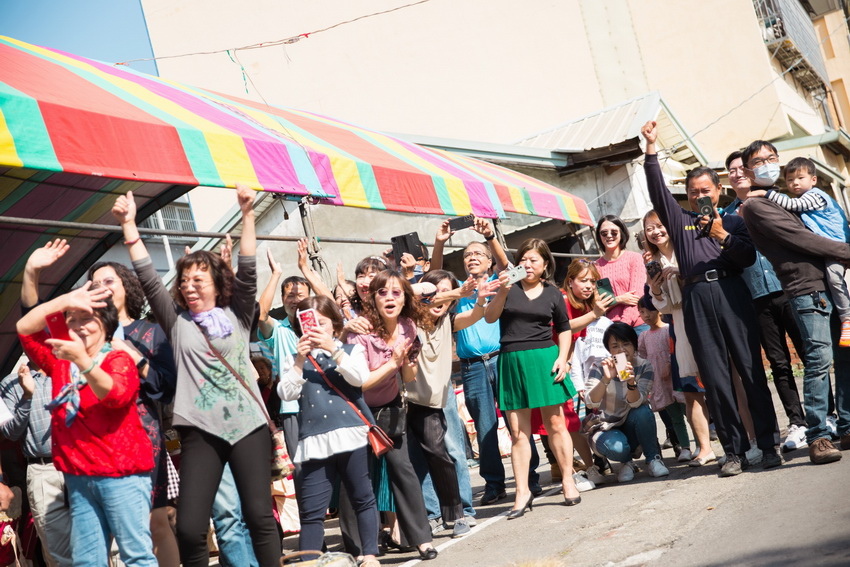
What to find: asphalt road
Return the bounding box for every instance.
[287,377,850,567]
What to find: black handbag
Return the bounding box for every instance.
[372,373,408,438]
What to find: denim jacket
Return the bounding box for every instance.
[725,198,783,299]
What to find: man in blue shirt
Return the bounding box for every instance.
[724,151,807,452]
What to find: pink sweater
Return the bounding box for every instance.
[596,250,645,327]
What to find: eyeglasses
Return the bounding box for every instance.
[179,281,212,291]
[748,155,779,168]
[577,258,596,265]
[463,250,490,259]
[92,277,117,288]
[377,288,403,298]
[599,230,619,237]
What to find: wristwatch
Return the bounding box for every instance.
[136,358,149,372]
[626,381,638,391]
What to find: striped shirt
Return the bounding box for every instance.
[0,370,53,458]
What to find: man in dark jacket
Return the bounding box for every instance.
[740,140,850,463]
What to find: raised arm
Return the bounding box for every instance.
[453,279,499,331]
[483,272,511,323]
[22,239,70,308]
[236,184,257,257]
[429,220,452,272]
[297,239,334,301]
[766,189,827,213]
[474,218,509,272]
[640,121,684,233]
[258,248,283,340]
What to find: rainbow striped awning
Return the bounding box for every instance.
[0,35,593,223]
[0,35,593,375]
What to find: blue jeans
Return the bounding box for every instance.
[830,309,850,437]
[65,473,156,567]
[593,405,660,463]
[460,356,505,494]
[212,464,259,567]
[415,389,476,520]
[790,291,834,443]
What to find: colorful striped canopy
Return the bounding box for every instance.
[0,35,593,375]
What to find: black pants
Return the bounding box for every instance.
[754,291,806,427]
[683,277,779,455]
[297,446,379,558]
[175,425,281,567]
[407,403,463,522]
[368,407,431,548]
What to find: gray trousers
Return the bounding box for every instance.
[27,462,73,567]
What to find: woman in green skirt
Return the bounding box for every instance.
[484,238,580,518]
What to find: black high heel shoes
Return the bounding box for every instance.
[506,494,534,519]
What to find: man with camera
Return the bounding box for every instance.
[640,121,780,476]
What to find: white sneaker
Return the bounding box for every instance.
[464,515,477,527]
[572,472,596,492]
[647,456,670,477]
[617,461,636,483]
[451,518,471,538]
[585,464,607,485]
[782,424,808,452]
[745,440,763,465]
[826,415,839,439]
[677,448,693,463]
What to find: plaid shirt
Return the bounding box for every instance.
[0,370,53,458]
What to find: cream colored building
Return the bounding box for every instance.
[136,0,850,281]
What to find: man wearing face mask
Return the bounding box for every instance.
[739,140,850,463]
[723,151,808,453]
[640,121,780,476]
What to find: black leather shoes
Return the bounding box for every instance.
[418,547,438,560]
[479,490,507,506]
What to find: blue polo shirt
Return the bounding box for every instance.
[260,316,300,414]
[454,274,501,359]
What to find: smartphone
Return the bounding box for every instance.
[646,260,662,279]
[448,214,475,232]
[296,308,320,335]
[390,232,422,263]
[596,278,617,304]
[505,265,527,285]
[634,231,647,252]
[696,196,714,217]
[45,311,71,341]
[614,352,629,381]
[407,336,422,364]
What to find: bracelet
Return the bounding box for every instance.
[627,382,638,391]
[484,234,495,241]
[124,237,140,246]
[81,360,97,374]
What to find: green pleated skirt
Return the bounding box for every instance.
[498,345,576,411]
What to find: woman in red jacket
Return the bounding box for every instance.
[17,283,156,567]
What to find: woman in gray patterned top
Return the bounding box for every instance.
[112,185,281,567]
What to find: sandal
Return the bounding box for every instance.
[418,546,438,560]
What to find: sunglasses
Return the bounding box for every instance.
[377,288,403,298]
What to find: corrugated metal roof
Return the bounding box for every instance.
[515,92,706,166]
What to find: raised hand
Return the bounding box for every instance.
[640,121,657,144]
[66,282,112,314]
[457,276,476,298]
[220,234,233,266]
[235,183,255,214]
[435,220,453,243]
[267,247,282,275]
[297,238,310,269]
[17,364,35,398]
[112,190,137,225]
[27,239,70,271]
[477,278,501,300]
[472,217,495,239]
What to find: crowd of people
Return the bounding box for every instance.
[2,120,850,566]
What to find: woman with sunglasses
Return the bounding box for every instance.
[113,186,281,567]
[347,271,437,560]
[642,210,714,466]
[484,238,580,518]
[594,215,647,333]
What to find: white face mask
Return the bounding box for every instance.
[752,163,780,187]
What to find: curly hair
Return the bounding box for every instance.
[88,262,146,320]
[172,251,235,310]
[362,270,423,341]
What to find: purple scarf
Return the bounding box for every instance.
[191,307,234,339]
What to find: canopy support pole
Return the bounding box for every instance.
[492,217,509,259]
[298,200,333,286]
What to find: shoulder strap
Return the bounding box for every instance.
[307,355,373,428]
[197,325,278,432]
